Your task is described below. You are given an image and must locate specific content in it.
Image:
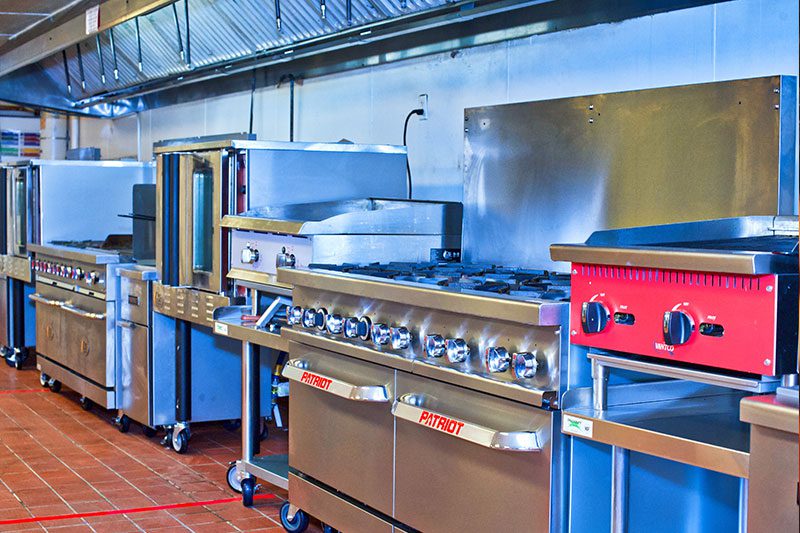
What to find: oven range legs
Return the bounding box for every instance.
[165,319,192,453]
[611,446,629,533]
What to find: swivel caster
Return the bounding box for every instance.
[79,397,93,411]
[279,502,309,532]
[13,353,25,370]
[226,463,243,493]
[114,414,131,433]
[39,372,50,387]
[142,425,157,438]
[48,379,61,393]
[241,477,257,507]
[322,524,339,533]
[171,428,189,454]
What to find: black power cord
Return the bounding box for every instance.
[403,108,424,199]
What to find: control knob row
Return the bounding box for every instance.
[582,301,696,346]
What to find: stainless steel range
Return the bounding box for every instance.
[212,199,462,504]
[276,263,570,532]
[30,240,134,412]
[1,159,154,368]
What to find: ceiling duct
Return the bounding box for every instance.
[0,0,726,117]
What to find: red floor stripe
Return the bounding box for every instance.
[0,388,49,394]
[0,493,277,525]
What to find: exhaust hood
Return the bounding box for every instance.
[0,0,724,117]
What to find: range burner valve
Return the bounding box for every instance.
[485,347,511,373]
[390,327,412,350]
[424,334,446,358]
[302,307,327,329]
[371,323,391,346]
[287,306,304,325]
[326,314,344,335]
[345,316,372,340]
[512,352,539,379]
[445,338,469,363]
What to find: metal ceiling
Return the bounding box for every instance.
[0,0,85,47]
[0,0,729,117]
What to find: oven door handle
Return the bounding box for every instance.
[61,304,106,321]
[392,393,545,452]
[29,293,66,307]
[282,359,390,402]
[118,319,137,329]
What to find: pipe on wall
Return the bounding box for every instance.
[68,115,80,150]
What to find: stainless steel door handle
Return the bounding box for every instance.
[282,358,390,402]
[392,393,545,452]
[29,293,65,307]
[61,304,106,321]
[118,319,136,329]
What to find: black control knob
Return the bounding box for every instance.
[663,310,694,346]
[581,301,610,334]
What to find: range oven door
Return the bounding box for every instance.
[30,285,66,360]
[32,283,110,386]
[393,373,554,533]
[283,341,395,517]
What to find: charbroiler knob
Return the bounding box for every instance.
[326,314,344,335]
[581,301,610,334]
[390,327,412,350]
[663,310,694,346]
[287,306,303,325]
[445,338,469,363]
[513,352,539,379]
[424,334,446,358]
[485,347,511,373]
[371,323,391,346]
[73,267,84,280]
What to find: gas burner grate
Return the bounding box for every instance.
[308,262,572,301]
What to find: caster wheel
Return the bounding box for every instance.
[223,419,241,432]
[321,524,338,533]
[142,426,157,438]
[115,415,131,433]
[40,373,50,387]
[4,355,14,368]
[226,463,243,493]
[48,379,61,393]
[172,428,189,454]
[79,397,93,411]
[259,418,269,441]
[241,477,256,507]
[279,502,309,532]
[13,356,24,370]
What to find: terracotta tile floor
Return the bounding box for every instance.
[0,361,315,532]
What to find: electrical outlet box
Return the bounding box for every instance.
[418,94,429,120]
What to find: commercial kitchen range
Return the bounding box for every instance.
[212,198,462,502]
[249,76,797,532]
[22,162,155,417]
[0,160,154,370]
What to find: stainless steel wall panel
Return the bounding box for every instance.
[462,76,797,271]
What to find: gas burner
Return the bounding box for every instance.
[308,262,571,301]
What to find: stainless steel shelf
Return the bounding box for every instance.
[562,381,750,478]
[242,454,289,491]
